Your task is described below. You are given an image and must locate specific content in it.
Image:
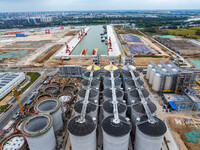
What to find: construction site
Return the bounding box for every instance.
[0,24,200,150]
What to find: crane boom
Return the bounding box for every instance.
[13,85,24,115]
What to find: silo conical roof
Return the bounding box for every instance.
[74,101,97,114]
[103,100,126,114]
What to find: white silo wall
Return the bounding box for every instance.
[167,64,173,69]
[51,107,63,132]
[152,73,162,92]
[69,129,96,150]
[103,131,130,150]
[149,68,156,85]
[134,127,165,150]
[172,68,178,74]
[146,64,153,80]
[164,76,173,91]
[25,126,56,150]
[161,68,167,74]
[157,64,163,69]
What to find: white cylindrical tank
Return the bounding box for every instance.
[164,76,173,91]
[134,116,167,150]
[146,64,153,80]
[102,115,132,150]
[172,68,178,74]
[157,64,162,69]
[21,114,56,150]
[149,68,156,85]
[68,115,96,150]
[103,100,127,118]
[167,64,173,69]
[161,68,167,74]
[152,73,162,92]
[34,98,63,132]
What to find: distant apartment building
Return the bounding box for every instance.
[40,17,53,23]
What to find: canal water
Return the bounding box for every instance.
[70,25,108,55]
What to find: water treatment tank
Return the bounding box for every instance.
[84,71,100,80]
[131,102,157,133]
[149,68,156,85]
[127,89,149,105]
[124,78,144,91]
[21,114,56,150]
[34,98,63,132]
[146,64,153,80]
[152,73,162,92]
[103,71,120,79]
[58,92,74,104]
[81,79,100,90]
[157,64,163,69]
[102,115,132,150]
[103,88,124,101]
[103,99,127,118]
[68,115,96,150]
[74,101,98,118]
[78,88,99,101]
[103,78,122,89]
[134,116,167,150]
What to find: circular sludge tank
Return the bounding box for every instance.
[103,100,127,118]
[21,114,56,150]
[36,93,53,102]
[149,68,156,85]
[146,64,153,80]
[152,73,162,92]
[61,85,77,94]
[34,98,63,132]
[25,105,36,115]
[131,102,157,133]
[127,89,149,105]
[81,79,100,90]
[161,68,167,74]
[102,115,132,150]
[84,71,101,80]
[103,88,124,101]
[58,92,74,104]
[68,115,97,150]
[134,116,167,150]
[78,88,99,101]
[172,68,178,74]
[103,78,122,89]
[44,85,59,95]
[124,78,144,91]
[0,134,27,150]
[103,71,120,79]
[74,101,98,118]
[14,119,24,133]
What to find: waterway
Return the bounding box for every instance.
[71,25,108,55]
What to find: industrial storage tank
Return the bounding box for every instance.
[127,89,149,105]
[103,100,127,118]
[161,68,167,74]
[78,88,99,101]
[61,84,77,94]
[146,64,153,80]
[123,71,139,80]
[103,88,124,101]
[81,79,100,90]
[104,64,118,71]
[44,85,59,95]
[164,76,173,91]
[172,68,178,74]
[58,92,74,104]
[157,64,163,69]
[34,98,63,132]
[131,102,157,132]
[167,64,173,69]
[103,78,122,89]
[21,114,56,150]
[149,68,156,85]
[152,73,162,92]
[87,64,101,71]
[84,71,101,80]
[36,93,53,102]
[68,115,97,150]
[0,134,27,150]
[103,71,120,79]
[74,101,98,118]
[102,115,132,150]
[124,78,144,91]
[134,116,167,150]
[121,65,136,72]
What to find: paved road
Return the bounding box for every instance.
[0,68,57,73]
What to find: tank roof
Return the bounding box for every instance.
[103,88,123,98]
[68,115,96,136]
[103,78,121,86]
[137,116,167,137]
[87,64,100,71]
[102,115,131,137]
[104,64,118,71]
[82,79,100,86]
[74,101,97,114]
[103,100,126,114]
[132,102,157,114]
[78,88,98,98]
[84,71,100,78]
[104,71,120,78]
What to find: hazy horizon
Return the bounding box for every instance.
[0,0,200,12]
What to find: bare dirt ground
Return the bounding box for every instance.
[134,57,170,66]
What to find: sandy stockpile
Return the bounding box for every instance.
[134,57,170,66]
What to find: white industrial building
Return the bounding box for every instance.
[0,72,25,99]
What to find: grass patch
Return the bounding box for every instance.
[114,25,142,36]
[0,104,9,113]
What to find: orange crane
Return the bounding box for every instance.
[118,47,129,70]
[13,85,24,116]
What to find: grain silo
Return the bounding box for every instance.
[68,115,97,150]
[121,65,136,72]
[34,98,63,132]
[149,68,156,85]
[124,78,144,91]
[84,71,101,80]
[134,116,167,150]
[152,73,162,92]
[81,79,100,90]
[103,88,124,101]
[103,99,127,118]
[146,64,153,80]
[102,115,132,150]
[74,101,98,118]
[78,88,99,101]
[21,114,56,150]
[0,134,27,150]
[131,102,157,133]
[87,64,101,72]
[127,89,149,105]
[103,78,122,89]
[103,71,120,79]
[157,64,163,69]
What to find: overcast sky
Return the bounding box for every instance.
[0,0,199,12]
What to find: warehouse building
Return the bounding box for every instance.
[0,72,25,99]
